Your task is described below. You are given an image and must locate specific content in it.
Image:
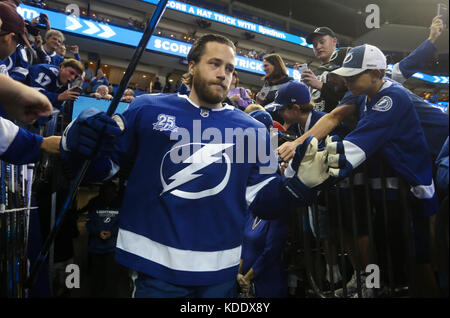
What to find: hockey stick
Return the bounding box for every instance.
[24,0,169,289]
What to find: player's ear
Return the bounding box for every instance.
[188,60,196,76]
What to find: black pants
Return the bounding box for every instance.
[88,252,131,297]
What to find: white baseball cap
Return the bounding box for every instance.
[331,44,387,77]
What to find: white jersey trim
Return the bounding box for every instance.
[0,117,19,155]
[245,176,276,207]
[179,94,235,111]
[342,140,366,169]
[391,63,407,84]
[116,229,241,272]
[410,181,435,199]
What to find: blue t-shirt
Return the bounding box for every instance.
[85,196,121,254]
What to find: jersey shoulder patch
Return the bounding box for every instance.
[372,95,393,112]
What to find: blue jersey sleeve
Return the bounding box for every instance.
[8,46,29,83]
[0,116,43,164]
[67,96,144,183]
[392,40,437,84]
[244,126,292,219]
[341,91,408,175]
[338,91,366,107]
[435,137,449,191]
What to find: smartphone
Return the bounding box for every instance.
[438,3,448,28]
[39,14,47,25]
[70,86,82,94]
[298,63,308,73]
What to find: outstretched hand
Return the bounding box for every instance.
[429,15,444,43]
[283,136,329,204]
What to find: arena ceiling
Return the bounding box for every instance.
[237,0,449,39]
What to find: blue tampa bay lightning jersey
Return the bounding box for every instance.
[0,68,43,164]
[27,64,67,109]
[84,93,286,286]
[0,115,43,164]
[42,49,64,67]
[4,45,29,83]
[339,80,438,216]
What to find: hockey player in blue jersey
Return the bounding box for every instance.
[60,33,332,298]
[27,58,84,110]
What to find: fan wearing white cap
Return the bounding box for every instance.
[326,44,438,217]
[326,44,441,295]
[331,44,387,98]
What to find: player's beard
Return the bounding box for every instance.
[192,69,229,105]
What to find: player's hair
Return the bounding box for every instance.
[60,58,84,74]
[184,33,236,87]
[262,53,288,81]
[45,29,65,42]
[244,103,265,114]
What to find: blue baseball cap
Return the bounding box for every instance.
[331,44,387,77]
[265,81,311,112]
[249,110,273,130]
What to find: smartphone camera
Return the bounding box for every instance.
[438,3,448,28]
[298,63,308,73]
[39,14,47,25]
[71,86,82,94]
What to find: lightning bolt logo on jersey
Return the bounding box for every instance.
[160,143,233,199]
[105,93,278,286]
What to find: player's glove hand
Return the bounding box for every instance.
[60,108,125,159]
[325,135,349,178]
[283,136,329,204]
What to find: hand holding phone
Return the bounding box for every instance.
[70,86,82,94]
[438,3,448,28]
[298,63,308,73]
[39,14,48,25]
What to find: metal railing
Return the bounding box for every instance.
[288,161,447,298]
